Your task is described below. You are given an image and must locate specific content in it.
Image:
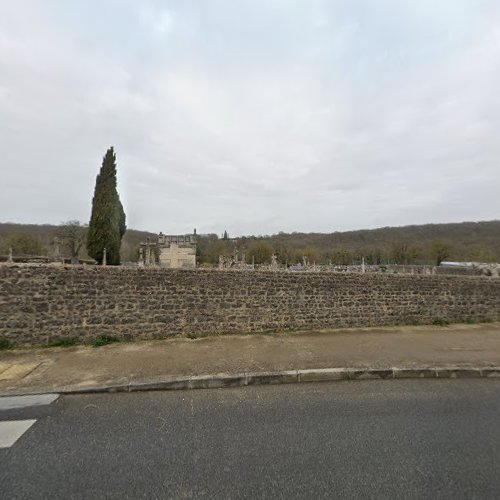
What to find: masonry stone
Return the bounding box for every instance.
[140,233,196,268]
[0,265,499,346]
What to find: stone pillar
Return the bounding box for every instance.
[7,247,13,263]
[102,248,107,266]
[361,257,365,274]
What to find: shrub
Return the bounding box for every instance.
[91,335,120,347]
[432,318,450,326]
[47,338,77,348]
[0,337,12,350]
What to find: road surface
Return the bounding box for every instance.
[2,380,500,499]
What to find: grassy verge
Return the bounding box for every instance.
[91,335,121,348]
[1,317,499,351]
[45,338,78,348]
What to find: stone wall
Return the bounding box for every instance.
[1,264,500,346]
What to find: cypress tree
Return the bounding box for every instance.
[87,147,126,265]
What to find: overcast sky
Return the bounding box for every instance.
[1,1,499,236]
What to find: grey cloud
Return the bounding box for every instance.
[0,1,499,235]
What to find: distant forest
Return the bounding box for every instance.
[0,220,499,265]
[0,223,154,263]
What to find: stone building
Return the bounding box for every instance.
[140,232,197,268]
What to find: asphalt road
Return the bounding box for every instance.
[2,380,500,499]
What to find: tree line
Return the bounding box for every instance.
[196,221,500,266]
[2,220,499,266]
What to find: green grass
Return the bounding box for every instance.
[432,318,450,326]
[461,317,495,325]
[185,332,210,340]
[91,335,120,348]
[463,317,477,325]
[46,337,78,348]
[0,337,12,350]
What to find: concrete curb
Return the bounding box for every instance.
[59,366,500,395]
[3,366,500,397]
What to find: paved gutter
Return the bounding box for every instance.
[2,366,500,397]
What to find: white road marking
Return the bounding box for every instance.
[0,394,59,411]
[0,420,36,448]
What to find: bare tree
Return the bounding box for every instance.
[58,220,87,264]
[431,240,453,266]
[246,241,274,265]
